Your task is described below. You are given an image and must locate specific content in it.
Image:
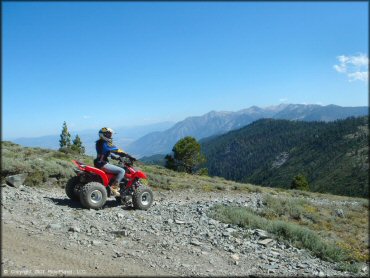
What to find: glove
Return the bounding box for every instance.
[126,154,136,161]
[110,153,120,160]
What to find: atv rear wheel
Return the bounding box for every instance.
[79,182,107,209]
[65,176,81,201]
[132,186,153,210]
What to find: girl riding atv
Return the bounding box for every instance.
[94,127,135,197]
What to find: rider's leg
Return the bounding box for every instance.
[101,163,125,197]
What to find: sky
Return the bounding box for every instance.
[3,1,369,139]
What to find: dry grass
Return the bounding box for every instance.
[258,194,369,263]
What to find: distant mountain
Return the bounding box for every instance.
[12,121,175,156]
[200,116,369,197]
[126,104,368,157]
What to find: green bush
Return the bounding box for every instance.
[196,168,209,176]
[336,262,360,273]
[1,142,84,187]
[291,174,309,191]
[262,194,307,220]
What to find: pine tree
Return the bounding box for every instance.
[291,174,309,191]
[165,136,207,174]
[59,121,71,150]
[71,135,85,154]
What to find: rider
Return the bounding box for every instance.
[94,127,133,197]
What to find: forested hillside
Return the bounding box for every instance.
[201,116,368,197]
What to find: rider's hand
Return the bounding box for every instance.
[111,155,119,160]
[126,154,136,161]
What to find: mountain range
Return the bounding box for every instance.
[126,104,368,157]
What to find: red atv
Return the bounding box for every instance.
[65,156,153,210]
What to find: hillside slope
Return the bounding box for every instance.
[1,142,368,275]
[201,116,368,197]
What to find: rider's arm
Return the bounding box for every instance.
[102,142,126,157]
[102,141,119,153]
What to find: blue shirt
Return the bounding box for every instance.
[94,139,121,168]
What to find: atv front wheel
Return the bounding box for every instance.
[65,176,82,201]
[132,186,153,210]
[79,182,107,209]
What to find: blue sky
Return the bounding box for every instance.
[3,1,369,139]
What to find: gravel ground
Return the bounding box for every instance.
[1,184,368,277]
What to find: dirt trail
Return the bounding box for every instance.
[1,185,366,277]
[2,224,172,277]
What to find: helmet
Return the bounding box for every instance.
[99,127,114,143]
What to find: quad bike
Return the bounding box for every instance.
[66,155,153,210]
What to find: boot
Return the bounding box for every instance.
[110,181,120,197]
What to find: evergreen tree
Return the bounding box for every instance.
[291,174,309,191]
[71,135,85,154]
[164,154,176,171]
[59,121,71,150]
[165,136,207,174]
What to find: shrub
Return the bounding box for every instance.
[208,205,349,262]
[2,142,79,187]
[215,184,226,191]
[291,174,309,191]
[336,262,360,273]
[196,168,209,176]
[261,194,308,221]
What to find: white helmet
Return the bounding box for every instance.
[99,127,114,143]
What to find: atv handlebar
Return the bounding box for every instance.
[118,154,136,166]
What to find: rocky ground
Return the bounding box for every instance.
[1,183,368,277]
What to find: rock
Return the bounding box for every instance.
[175,219,186,224]
[1,183,7,187]
[45,178,58,187]
[318,271,325,277]
[91,240,102,246]
[259,254,268,260]
[208,219,218,226]
[6,174,28,188]
[222,231,232,237]
[266,264,278,270]
[335,209,345,218]
[231,254,240,261]
[190,239,202,246]
[256,198,263,208]
[257,238,274,247]
[68,226,81,233]
[226,245,235,252]
[112,230,129,237]
[254,229,269,239]
[226,227,236,233]
[165,219,174,224]
[113,250,124,258]
[46,223,62,230]
[297,263,308,268]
